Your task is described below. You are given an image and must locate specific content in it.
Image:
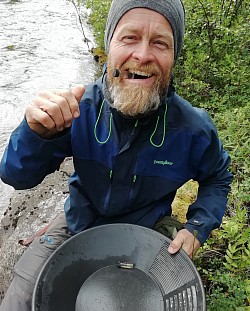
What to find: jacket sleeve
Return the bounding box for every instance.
[0,119,72,190]
[184,112,233,244]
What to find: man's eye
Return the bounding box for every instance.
[122,36,136,42]
[154,41,168,49]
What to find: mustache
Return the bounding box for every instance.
[120,61,161,76]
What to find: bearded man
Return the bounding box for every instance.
[0,0,233,310]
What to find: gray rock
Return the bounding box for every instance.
[0,158,73,303]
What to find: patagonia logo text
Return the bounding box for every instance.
[154,160,173,166]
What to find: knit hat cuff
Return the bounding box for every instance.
[104,0,185,63]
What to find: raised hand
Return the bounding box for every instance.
[25,84,85,138]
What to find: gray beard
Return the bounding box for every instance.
[109,83,162,117]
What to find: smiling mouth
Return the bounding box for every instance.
[127,70,153,79]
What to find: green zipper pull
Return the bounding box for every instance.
[133,175,137,183]
[109,169,113,179]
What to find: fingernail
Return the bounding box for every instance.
[65,122,72,128]
[73,111,80,118]
[168,246,175,254]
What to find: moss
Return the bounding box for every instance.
[172,180,198,223]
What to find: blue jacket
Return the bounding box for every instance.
[0,77,233,244]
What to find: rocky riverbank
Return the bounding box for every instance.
[0,158,73,303]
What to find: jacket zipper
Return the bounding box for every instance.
[127,174,137,209]
[104,120,139,212]
[103,169,113,211]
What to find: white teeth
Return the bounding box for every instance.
[128,70,152,79]
[133,71,151,77]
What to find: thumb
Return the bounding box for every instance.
[71,84,85,102]
[168,241,181,255]
[168,234,184,255]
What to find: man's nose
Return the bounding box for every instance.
[132,41,154,64]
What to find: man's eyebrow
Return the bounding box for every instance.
[155,31,174,42]
[115,25,139,36]
[116,24,173,41]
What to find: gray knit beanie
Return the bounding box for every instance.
[104,0,185,63]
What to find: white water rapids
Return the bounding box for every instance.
[0,0,98,219]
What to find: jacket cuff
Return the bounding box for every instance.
[184,219,208,245]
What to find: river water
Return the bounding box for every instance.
[0,0,98,219]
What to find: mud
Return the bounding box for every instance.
[0,158,73,303]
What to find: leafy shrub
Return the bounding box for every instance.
[78,0,111,50]
[213,101,250,215]
[196,206,250,309]
[174,0,250,112]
